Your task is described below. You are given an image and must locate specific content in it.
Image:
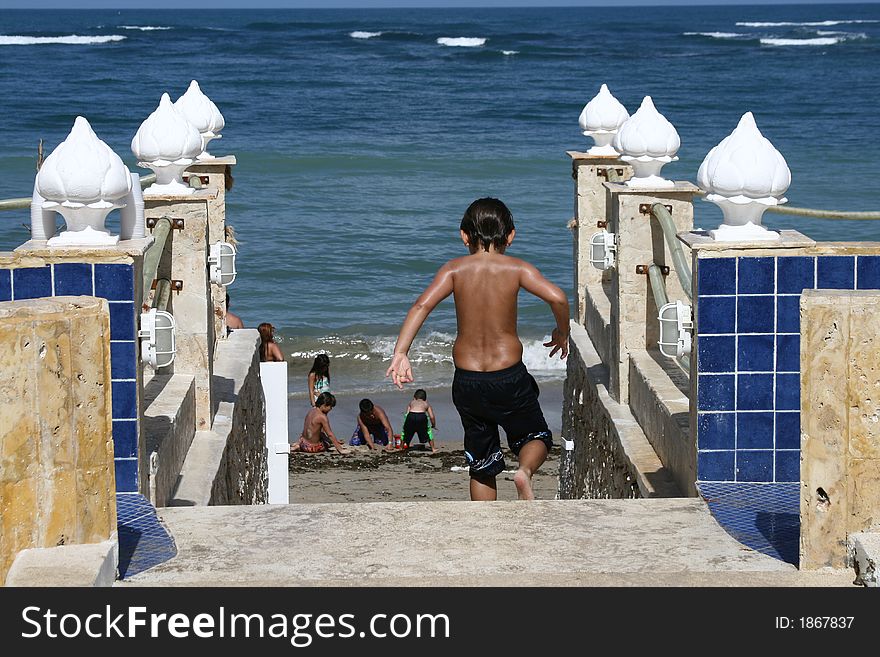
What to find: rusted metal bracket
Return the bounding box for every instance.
[640,203,672,215]
[183,174,210,186]
[146,217,185,230]
[596,168,625,179]
[596,220,607,229]
[151,279,183,292]
[636,264,669,276]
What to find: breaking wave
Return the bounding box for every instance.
[683,32,745,39]
[0,34,126,45]
[437,37,486,47]
[737,20,878,27]
[760,37,844,46]
[119,25,172,31]
[350,31,382,39]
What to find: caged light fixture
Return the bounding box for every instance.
[589,230,617,270]
[208,241,237,286]
[658,300,692,359]
[139,309,177,369]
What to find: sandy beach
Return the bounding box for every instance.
[287,381,564,503]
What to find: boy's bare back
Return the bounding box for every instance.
[300,407,328,445]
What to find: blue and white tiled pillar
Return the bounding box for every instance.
[0,239,153,496]
[683,230,880,563]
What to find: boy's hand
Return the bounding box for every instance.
[544,328,569,359]
[385,353,413,389]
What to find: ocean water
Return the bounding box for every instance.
[0,4,878,394]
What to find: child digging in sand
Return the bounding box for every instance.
[290,392,349,455]
[401,389,437,453]
[386,197,569,501]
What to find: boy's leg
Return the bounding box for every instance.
[513,440,548,501]
[470,475,497,501]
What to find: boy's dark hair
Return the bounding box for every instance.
[316,392,336,408]
[414,389,427,401]
[460,197,515,253]
[359,398,374,413]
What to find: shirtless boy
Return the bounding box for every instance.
[350,399,395,449]
[290,392,349,455]
[402,389,437,453]
[386,197,569,501]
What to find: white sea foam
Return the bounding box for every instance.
[119,25,172,31]
[760,37,842,46]
[0,34,126,45]
[501,50,519,55]
[437,37,486,47]
[816,30,868,39]
[737,20,878,27]
[350,31,382,39]
[683,32,744,39]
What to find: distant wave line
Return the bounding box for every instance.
[350,31,382,39]
[683,32,745,39]
[437,37,486,47]
[0,34,126,45]
[737,19,878,27]
[119,25,172,31]
[760,36,842,46]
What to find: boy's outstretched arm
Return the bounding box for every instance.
[519,261,570,359]
[386,263,454,389]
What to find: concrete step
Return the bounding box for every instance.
[119,499,855,587]
[168,429,227,507]
[6,540,118,587]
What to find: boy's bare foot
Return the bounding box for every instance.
[513,468,535,501]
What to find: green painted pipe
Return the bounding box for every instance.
[152,278,171,312]
[651,203,693,300]
[142,218,172,304]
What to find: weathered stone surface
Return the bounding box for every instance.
[146,197,214,430]
[6,540,118,587]
[0,297,116,584]
[559,321,681,500]
[800,290,880,570]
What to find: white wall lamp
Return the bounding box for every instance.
[658,300,692,359]
[208,241,237,286]
[589,230,617,270]
[139,308,177,369]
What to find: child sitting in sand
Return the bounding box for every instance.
[401,389,437,453]
[350,398,395,449]
[386,197,569,501]
[308,354,331,407]
[290,392,349,455]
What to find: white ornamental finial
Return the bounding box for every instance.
[174,80,225,160]
[36,116,132,246]
[131,93,203,195]
[698,112,791,241]
[612,96,680,188]
[578,84,629,156]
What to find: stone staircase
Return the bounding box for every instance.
[119,499,856,587]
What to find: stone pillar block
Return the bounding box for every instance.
[567,151,631,328]
[603,182,698,402]
[188,156,236,342]
[801,290,880,569]
[0,296,115,584]
[145,192,216,431]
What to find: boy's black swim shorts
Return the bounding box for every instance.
[451,361,553,479]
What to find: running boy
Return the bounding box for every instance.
[402,389,437,453]
[386,198,569,501]
[290,392,349,455]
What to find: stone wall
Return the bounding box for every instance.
[559,322,681,499]
[800,290,880,569]
[0,297,116,584]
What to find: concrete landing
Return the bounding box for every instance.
[121,500,855,587]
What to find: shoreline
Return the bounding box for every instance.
[287,380,565,503]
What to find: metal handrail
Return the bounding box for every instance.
[692,189,880,220]
[651,203,693,300]
[0,173,158,212]
[142,218,172,304]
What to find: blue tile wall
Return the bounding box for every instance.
[0,269,11,302]
[697,253,871,486]
[13,266,51,299]
[0,260,140,497]
[53,263,93,296]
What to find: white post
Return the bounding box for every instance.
[260,361,290,504]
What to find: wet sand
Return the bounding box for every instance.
[288,382,563,503]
